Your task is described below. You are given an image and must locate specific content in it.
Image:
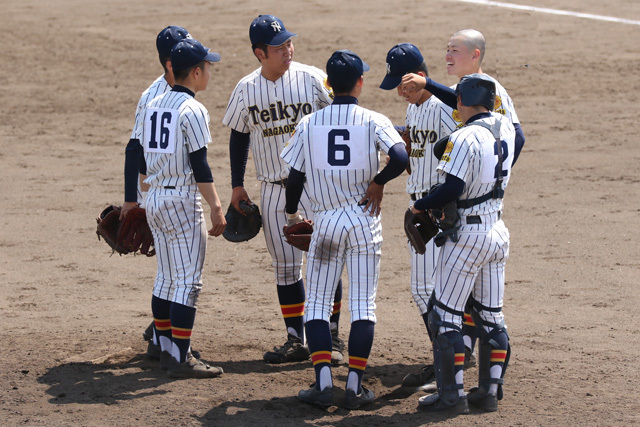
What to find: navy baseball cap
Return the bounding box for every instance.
[379,43,424,90]
[249,15,297,46]
[156,26,191,58]
[326,50,370,83]
[170,39,221,72]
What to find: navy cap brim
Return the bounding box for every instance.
[266,30,297,46]
[205,51,221,63]
[379,74,402,90]
[361,60,370,72]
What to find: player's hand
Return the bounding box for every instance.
[231,186,251,215]
[400,73,426,94]
[208,205,226,237]
[360,181,384,217]
[119,201,139,220]
[411,205,424,215]
[385,155,390,165]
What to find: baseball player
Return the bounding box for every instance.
[129,26,202,361]
[401,28,525,366]
[411,74,515,413]
[122,38,226,378]
[222,15,344,364]
[379,43,457,391]
[282,50,408,409]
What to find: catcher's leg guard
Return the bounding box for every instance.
[428,302,464,407]
[470,305,511,401]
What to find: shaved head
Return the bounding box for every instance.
[451,29,486,64]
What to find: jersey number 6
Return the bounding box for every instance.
[328,129,351,166]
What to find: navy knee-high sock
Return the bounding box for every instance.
[170,302,196,363]
[346,320,375,392]
[151,296,172,353]
[277,279,305,340]
[305,319,333,389]
[329,280,342,331]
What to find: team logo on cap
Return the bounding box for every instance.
[271,21,282,32]
[386,63,391,75]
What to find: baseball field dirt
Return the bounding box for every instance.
[1,0,639,425]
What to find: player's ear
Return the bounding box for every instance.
[254,47,266,61]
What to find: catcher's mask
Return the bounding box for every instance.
[456,73,495,110]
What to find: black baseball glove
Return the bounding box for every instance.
[222,200,262,242]
[404,208,440,255]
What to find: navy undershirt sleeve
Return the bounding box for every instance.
[413,173,465,211]
[229,129,250,188]
[124,139,142,202]
[285,168,306,214]
[374,143,409,185]
[424,78,458,109]
[512,123,525,166]
[189,147,214,183]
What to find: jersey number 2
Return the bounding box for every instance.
[494,140,509,178]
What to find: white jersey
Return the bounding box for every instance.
[405,97,457,195]
[222,61,333,183]
[438,113,515,216]
[130,75,171,140]
[282,101,403,213]
[134,89,212,187]
[451,74,519,128]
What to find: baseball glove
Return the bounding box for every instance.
[427,184,459,231]
[96,205,155,256]
[222,200,262,242]
[96,205,129,255]
[117,206,155,256]
[283,219,314,252]
[404,208,439,255]
[400,127,412,174]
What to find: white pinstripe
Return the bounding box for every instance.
[134,89,213,308]
[282,102,402,323]
[433,113,515,332]
[223,61,332,285]
[404,97,457,313]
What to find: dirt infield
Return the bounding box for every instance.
[2,0,640,425]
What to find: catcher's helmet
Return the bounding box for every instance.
[456,73,496,110]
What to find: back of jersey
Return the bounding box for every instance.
[283,102,399,212]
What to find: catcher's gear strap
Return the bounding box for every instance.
[427,295,463,336]
[434,226,460,247]
[456,118,505,209]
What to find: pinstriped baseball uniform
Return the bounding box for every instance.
[130,75,172,205]
[405,97,457,315]
[450,76,519,128]
[134,89,212,307]
[222,61,333,286]
[281,102,403,323]
[432,113,515,333]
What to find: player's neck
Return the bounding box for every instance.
[456,66,483,80]
[261,68,287,82]
[164,73,176,88]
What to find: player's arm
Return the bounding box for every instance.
[284,168,306,225]
[361,144,408,216]
[122,138,145,219]
[512,123,525,166]
[190,147,226,236]
[411,173,465,213]
[400,74,457,109]
[229,129,252,213]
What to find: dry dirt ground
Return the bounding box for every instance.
[2,0,640,425]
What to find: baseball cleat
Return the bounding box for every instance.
[343,386,375,410]
[464,347,477,369]
[330,329,345,365]
[467,387,499,412]
[263,333,310,363]
[146,340,162,360]
[167,355,223,379]
[298,385,333,408]
[419,394,469,414]
[402,364,435,388]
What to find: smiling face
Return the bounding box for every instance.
[445,35,480,78]
[258,38,294,81]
